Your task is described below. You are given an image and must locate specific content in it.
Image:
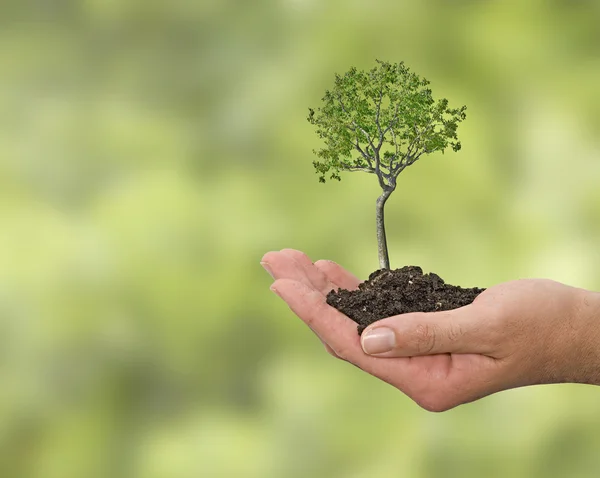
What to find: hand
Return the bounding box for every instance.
[261,249,600,412]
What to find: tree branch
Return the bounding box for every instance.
[374,90,383,148]
[336,93,377,153]
[407,151,424,167]
[354,141,374,169]
[355,141,370,162]
[389,127,400,159]
[391,162,405,176]
[375,153,398,190]
[344,166,376,173]
[391,149,424,176]
[404,112,440,163]
[377,104,399,151]
[374,104,402,176]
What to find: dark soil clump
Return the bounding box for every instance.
[326,266,485,335]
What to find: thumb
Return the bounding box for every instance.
[360,307,491,357]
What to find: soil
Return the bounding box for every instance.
[326,266,485,335]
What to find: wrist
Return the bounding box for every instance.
[567,288,600,385]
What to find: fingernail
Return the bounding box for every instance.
[361,327,396,355]
[261,261,274,279]
[270,285,281,297]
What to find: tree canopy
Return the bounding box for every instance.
[308,60,467,189]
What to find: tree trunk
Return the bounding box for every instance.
[376,187,393,270]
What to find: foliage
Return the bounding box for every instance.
[308,60,467,188]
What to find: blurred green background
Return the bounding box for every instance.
[1,0,600,477]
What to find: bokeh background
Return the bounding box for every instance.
[1,0,600,476]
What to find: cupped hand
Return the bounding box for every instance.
[261,249,600,411]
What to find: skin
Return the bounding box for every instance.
[261,249,600,412]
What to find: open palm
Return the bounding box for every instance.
[262,249,591,411]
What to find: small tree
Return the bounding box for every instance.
[308,60,467,270]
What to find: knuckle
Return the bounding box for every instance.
[333,345,353,362]
[446,321,463,343]
[314,259,335,269]
[281,248,304,259]
[412,323,438,354]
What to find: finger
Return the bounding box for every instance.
[322,343,341,358]
[314,260,361,291]
[271,279,366,363]
[279,249,332,293]
[360,306,493,357]
[308,258,360,361]
[273,251,358,360]
[279,248,314,266]
[260,250,279,279]
[262,252,342,358]
[261,250,323,290]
